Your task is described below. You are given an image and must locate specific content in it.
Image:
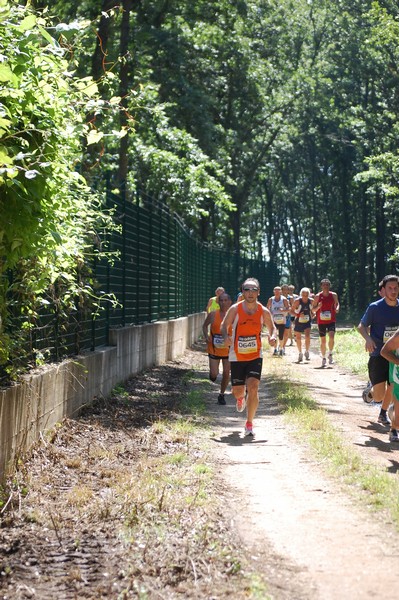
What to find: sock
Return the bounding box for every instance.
[380,409,387,416]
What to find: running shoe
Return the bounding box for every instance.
[328,353,334,365]
[388,403,395,424]
[273,348,279,356]
[236,396,246,413]
[321,357,327,368]
[279,349,283,357]
[378,412,391,426]
[244,422,254,437]
[217,393,226,405]
[390,429,399,442]
[305,351,310,360]
[362,382,374,404]
[298,352,303,362]
[282,348,286,355]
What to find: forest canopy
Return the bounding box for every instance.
[5,0,399,316]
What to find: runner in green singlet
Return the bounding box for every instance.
[380,328,399,443]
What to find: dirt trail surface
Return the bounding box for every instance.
[1,332,399,599]
[210,336,399,599]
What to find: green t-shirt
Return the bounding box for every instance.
[389,351,399,401]
[208,297,219,313]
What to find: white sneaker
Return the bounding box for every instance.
[298,352,303,362]
[328,353,334,364]
[322,357,327,368]
[305,351,310,360]
[244,423,254,437]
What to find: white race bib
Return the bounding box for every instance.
[274,313,285,325]
[237,335,257,354]
[383,326,398,343]
[320,311,331,321]
[299,314,310,323]
[213,334,225,348]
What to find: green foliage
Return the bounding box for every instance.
[0,1,117,379]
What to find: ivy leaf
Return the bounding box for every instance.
[0,64,18,85]
[38,25,55,45]
[86,130,104,146]
[17,14,37,32]
[0,148,13,166]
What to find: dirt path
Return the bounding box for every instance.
[2,333,399,599]
[207,336,399,599]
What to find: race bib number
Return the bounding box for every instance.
[383,326,398,343]
[299,314,310,323]
[274,313,285,325]
[237,335,257,354]
[320,311,331,321]
[212,334,225,348]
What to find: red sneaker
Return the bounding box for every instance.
[236,396,246,413]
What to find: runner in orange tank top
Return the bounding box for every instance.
[202,293,232,405]
[221,278,277,437]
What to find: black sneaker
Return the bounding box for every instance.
[362,382,373,404]
[217,393,226,405]
[390,429,399,442]
[378,412,391,426]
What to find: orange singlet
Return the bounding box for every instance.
[207,310,230,358]
[229,302,264,362]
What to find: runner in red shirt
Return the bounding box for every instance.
[312,278,340,367]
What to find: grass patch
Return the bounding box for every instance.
[273,368,399,527]
[115,371,272,598]
[180,389,207,415]
[335,327,368,377]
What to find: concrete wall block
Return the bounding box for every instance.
[0,313,204,481]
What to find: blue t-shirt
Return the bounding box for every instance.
[360,298,399,356]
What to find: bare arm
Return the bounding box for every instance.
[312,293,322,313]
[333,292,340,313]
[221,304,238,347]
[202,312,214,342]
[262,307,277,346]
[380,329,399,364]
[291,298,300,316]
[357,321,376,354]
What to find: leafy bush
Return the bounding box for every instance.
[0,1,115,380]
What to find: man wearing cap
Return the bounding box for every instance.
[221,277,277,437]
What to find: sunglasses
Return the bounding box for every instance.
[243,287,258,292]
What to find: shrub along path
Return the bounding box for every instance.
[1,336,399,599]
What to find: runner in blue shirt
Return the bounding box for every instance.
[358,275,399,430]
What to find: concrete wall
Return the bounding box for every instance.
[0,312,205,481]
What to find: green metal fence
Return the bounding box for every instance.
[3,188,279,380]
[93,189,279,335]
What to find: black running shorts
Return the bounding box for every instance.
[208,353,229,361]
[318,323,336,337]
[368,355,390,386]
[230,358,263,387]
